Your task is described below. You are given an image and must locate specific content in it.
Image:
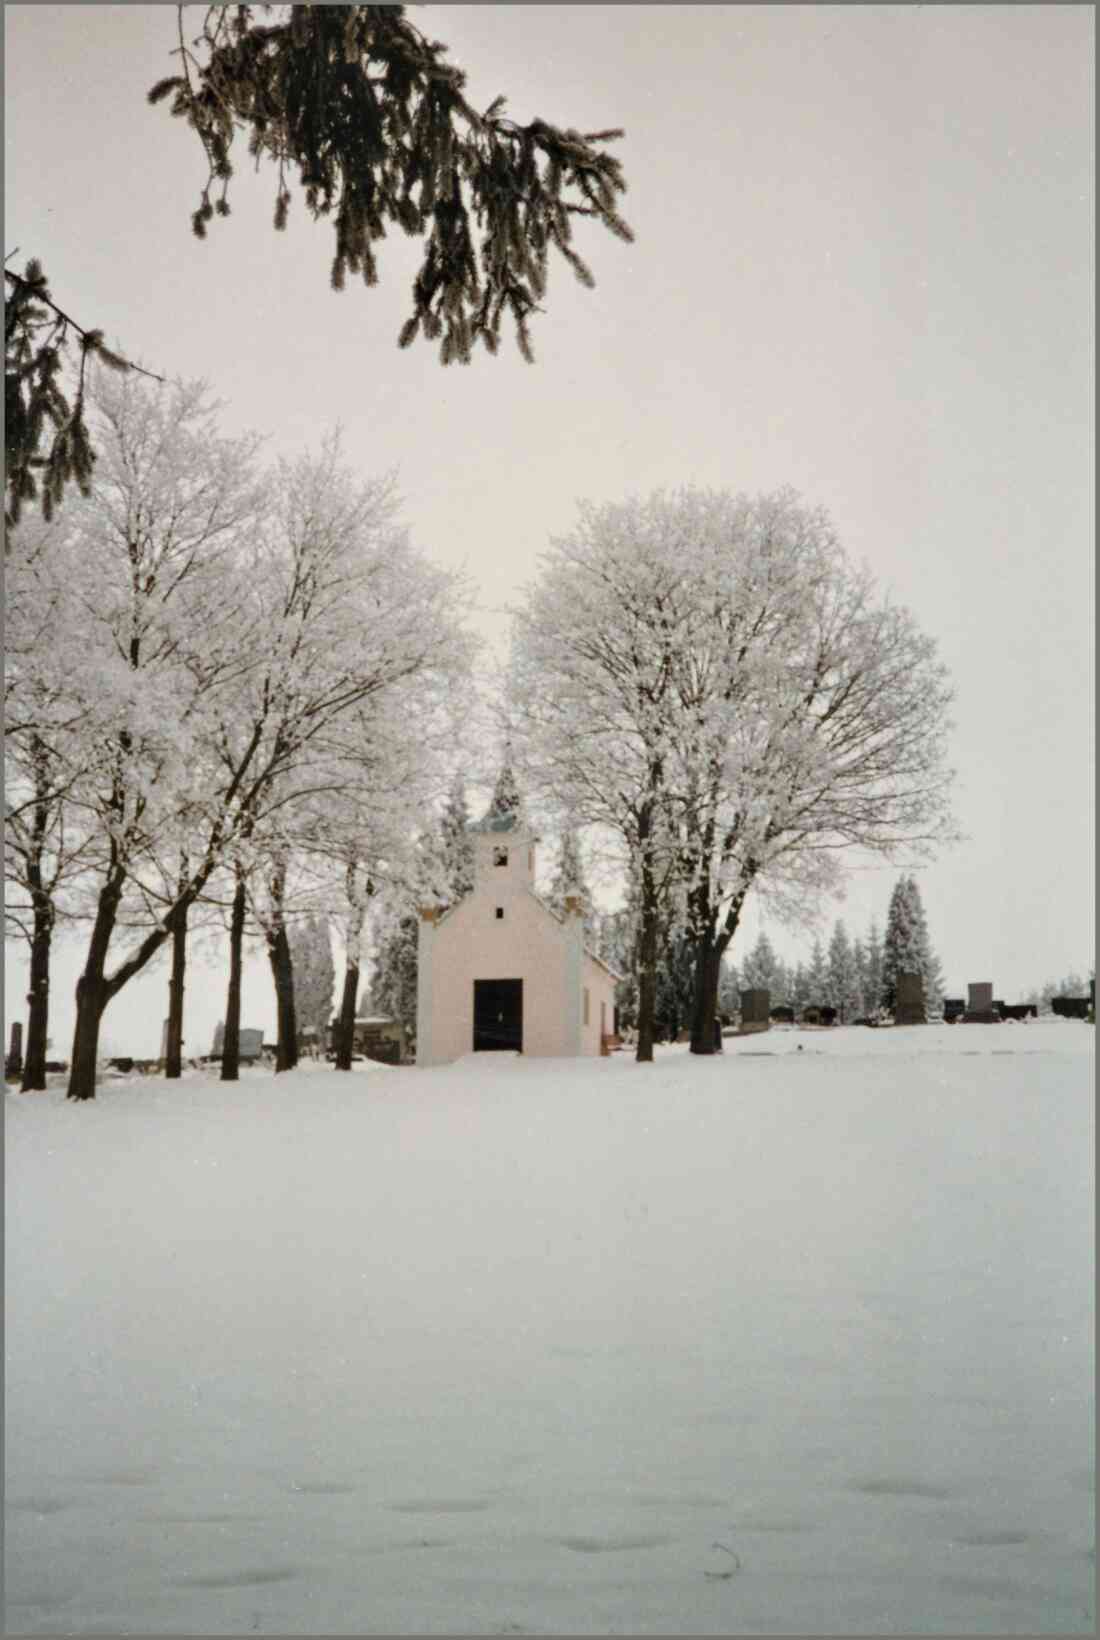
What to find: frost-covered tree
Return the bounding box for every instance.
[851,935,868,1020]
[654,920,696,1043]
[511,485,956,1063]
[772,960,793,1008]
[742,928,782,997]
[154,4,632,366]
[595,902,639,1035]
[826,919,860,1023]
[368,898,421,1053]
[718,955,741,1017]
[439,771,475,906]
[865,917,884,1014]
[53,397,466,1098]
[790,961,811,1016]
[904,876,944,1008]
[546,821,597,942]
[17,372,265,1100]
[4,519,107,1088]
[509,506,711,1061]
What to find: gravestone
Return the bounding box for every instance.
[212,1022,264,1059]
[943,998,966,1023]
[238,1028,264,1060]
[6,1020,24,1078]
[894,971,927,1025]
[963,981,999,1024]
[739,989,771,1034]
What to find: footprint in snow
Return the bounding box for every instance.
[558,1532,672,1553]
[7,1495,71,1516]
[951,1529,1030,1547]
[847,1476,954,1500]
[289,1480,356,1495]
[171,1567,299,1590]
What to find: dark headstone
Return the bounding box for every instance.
[801,1004,838,1027]
[943,998,965,1022]
[6,1020,24,1078]
[895,971,927,1025]
[769,1005,795,1024]
[1052,996,1090,1021]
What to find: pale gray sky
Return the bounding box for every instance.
[5,4,1094,1052]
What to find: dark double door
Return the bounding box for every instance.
[473,979,523,1052]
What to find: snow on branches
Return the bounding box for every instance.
[509,484,958,1055]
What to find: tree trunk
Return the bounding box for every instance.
[635,871,659,1064]
[689,939,723,1055]
[164,889,189,1079]
[221,865,247,1082]
[267,923,298,1072]
[21,898,53,1092]
[334,862,368,1072]
[21,739,55,1092]
[67,875,124,1100]
[333,961,358,1071]
[68,973,110,1101]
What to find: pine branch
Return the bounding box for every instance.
[3,271,166,384]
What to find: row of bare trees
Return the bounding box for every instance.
[5,368,476,1099]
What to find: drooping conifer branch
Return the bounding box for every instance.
[5,260,166,531]
[152,3,632,365]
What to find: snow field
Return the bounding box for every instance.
[5,1025,1094,1634]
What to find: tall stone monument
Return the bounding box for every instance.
[963,981,999,1024]
[6,1020,24,1078]
[894,971,927,1025]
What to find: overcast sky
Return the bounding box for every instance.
[5,4,1094,1054]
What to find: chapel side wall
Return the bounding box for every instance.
[430,891,574,1061]
[582,956,618,1056]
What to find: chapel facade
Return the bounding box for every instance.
[415,801,620,1067]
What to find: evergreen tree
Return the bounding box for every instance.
[654,919,696,1042]
[865,918,884,1014]
[806,935,828,1004]
[152,6,633,367]
[826,919,860,1023]
[4,259,159,530]
[741,928,782,996]
[772,959,793,1008]
[882,876,944,1013]
[597,903,638,1034]
[438,770,475,904]
[718,955,741,1017]
[790,961,811,1016]
[367,906,419,1053]
[484,753,522,827]
[904,875,944,1007]
[546,821,596,939]
[288,915,336,1052]
[851,935,869,1019]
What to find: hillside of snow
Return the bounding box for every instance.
[5,1023,1094,1635]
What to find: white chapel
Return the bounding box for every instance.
[415,792,620,1066]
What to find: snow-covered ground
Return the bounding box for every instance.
[5,1023,1094,1636]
